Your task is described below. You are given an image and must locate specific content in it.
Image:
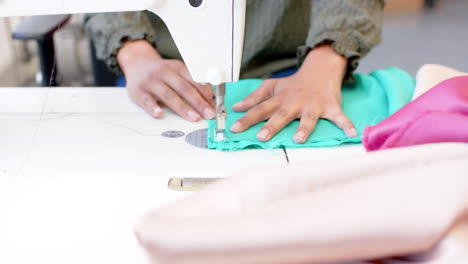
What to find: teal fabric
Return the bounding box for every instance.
[208,67,415,151]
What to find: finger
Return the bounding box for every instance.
[127,84,164,118]
[293,111,320,144]
[256,106,298,142]
[178,66,214,104]
[232,80,275,112]
[197,83,215,107]
[230,99,279,133]
[165,74,216,120]
[325,108,357,137]
[139,92,164,118]
[150,83,201,122]
[176,60,198,86]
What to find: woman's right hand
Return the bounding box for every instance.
[117,40,215,121]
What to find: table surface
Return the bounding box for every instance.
[0,88,466,264]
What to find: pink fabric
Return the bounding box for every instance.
[363,76,468,151]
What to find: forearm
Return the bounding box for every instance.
[84,11,157,73]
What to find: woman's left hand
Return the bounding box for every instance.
[231,44,357,143]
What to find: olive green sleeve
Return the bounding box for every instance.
[298,0,386,81]
[84,11,157,74]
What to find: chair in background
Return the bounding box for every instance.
[12,15,71,86]
[426,0,436,9]
[12,15,117,87]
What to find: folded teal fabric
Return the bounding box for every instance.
[208,67,415,151]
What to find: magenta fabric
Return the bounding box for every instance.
[363,76,468,151]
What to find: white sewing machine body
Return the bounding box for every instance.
[0,0,246,85]
[0,0,246,139]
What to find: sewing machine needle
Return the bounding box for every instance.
[214,83,227,141]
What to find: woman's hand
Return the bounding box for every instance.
[117,40,215,122]
[231,44,357,143]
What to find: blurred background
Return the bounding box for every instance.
[0,0,466,87]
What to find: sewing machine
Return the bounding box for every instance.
[0,0,246,141]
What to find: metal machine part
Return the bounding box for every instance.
[161,130,185,138]
[168,177,221,191]
[185,128,209,149]
[189,0,203,8]
[214,83,227,141]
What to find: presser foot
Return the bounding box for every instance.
[214,129,226,142]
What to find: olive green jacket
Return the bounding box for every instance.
[85,0,385,80]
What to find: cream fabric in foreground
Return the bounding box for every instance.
[135,143,468,264]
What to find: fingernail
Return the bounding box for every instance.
[187,110,201,122]
[294,131,305,143]
[233,101,243,108]
[230,122,242,132]
[204,108,216,119]
[153,107,163,117]
[257,128,269,141]
[347,128,358,137]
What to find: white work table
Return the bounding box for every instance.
[0,87,364,263]
[2,87,467,264]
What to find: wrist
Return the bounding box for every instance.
[299,44,348,80]
[117,40,161,72]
